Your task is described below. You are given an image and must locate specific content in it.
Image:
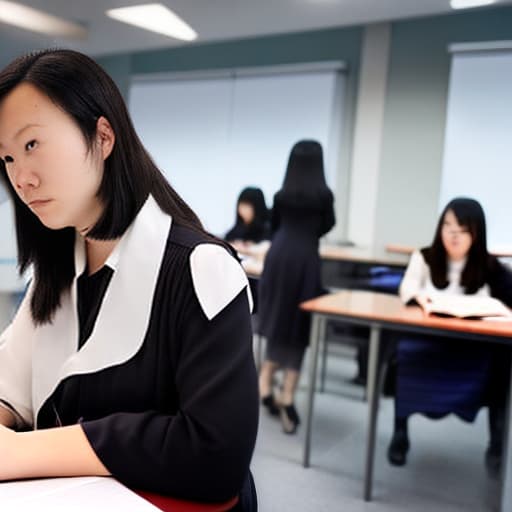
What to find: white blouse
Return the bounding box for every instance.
[399,250,490,304]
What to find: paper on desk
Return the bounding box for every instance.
[0,476,160,511]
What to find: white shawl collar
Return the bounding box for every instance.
[32,195,171,423]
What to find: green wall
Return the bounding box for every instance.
[375,6,512,249]
[97,26,362,100]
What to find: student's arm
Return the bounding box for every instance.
[399,250,429,306]
[270,198,281,234]
[0,424,109,480]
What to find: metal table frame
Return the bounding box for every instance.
[302,311,512,511]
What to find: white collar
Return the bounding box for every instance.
[32,195,171,424]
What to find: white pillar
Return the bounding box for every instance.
[347,23,391,247]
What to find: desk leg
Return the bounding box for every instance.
[364,325,381,501]
[303,313,323,468]
[319,318,328,393]
[501,361,512,512]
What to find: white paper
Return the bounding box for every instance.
[0,476,160,511]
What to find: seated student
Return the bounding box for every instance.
[388,197,512,476]
[225,187,270,246]
[0,49,258,510]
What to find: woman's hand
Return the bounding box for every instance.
[415,294,432,312]
[229,240,249,254]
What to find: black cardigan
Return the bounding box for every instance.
[37,225,259,502]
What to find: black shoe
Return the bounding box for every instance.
[350,374,366,387]
[387,431,410,466]
[485,445,502,479]
[280,403,300,434]
[261,394,280,416]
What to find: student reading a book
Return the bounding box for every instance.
[0,49,258,510]
[388,197,512,476]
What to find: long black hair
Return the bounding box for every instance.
[225,187,269,243]
[0,49,204,325]
[421,197,489,294]
[275,140,332,208]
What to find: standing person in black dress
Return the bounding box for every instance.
[225,187,270,245]
[0,49,257,510]
[257,140,335,434]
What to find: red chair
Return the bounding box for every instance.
[135,490,239,512]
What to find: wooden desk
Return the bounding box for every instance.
[300,290,512,511]
[320,245,409,267]
[385,243,512,259]
[240,245,409,280]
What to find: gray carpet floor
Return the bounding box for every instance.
[251,345,501,511]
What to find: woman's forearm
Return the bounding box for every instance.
[1,424,110,480]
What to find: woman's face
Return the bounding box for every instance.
[0,82,112,233]
[441,209,473,261]
[238,201,255,225]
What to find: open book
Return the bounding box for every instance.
[423,295,512,319]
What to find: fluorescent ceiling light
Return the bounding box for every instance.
[0,0,87,39]
[450,0,496,9]
[106,3,197,41]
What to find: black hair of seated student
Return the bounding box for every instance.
[225,187,270,243]
[424,197,489,294]
[0,50,204,325]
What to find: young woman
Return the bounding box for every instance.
[389,197,512,476]
[257,140,335,434]
[0,49,258,509]
[225,187,270,244]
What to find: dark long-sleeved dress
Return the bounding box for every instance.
[0,196,259,503]
[257,192,335,370]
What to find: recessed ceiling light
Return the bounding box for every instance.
[106,3,197,41]
[450,0,496,9]
[0,0,87,39]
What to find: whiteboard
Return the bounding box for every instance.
[129,70,343,236]
[440,49,512,252]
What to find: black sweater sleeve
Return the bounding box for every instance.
[81,273,259,501]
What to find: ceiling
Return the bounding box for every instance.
[0,0,511,66]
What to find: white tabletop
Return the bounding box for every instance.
[0,477,160,511]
